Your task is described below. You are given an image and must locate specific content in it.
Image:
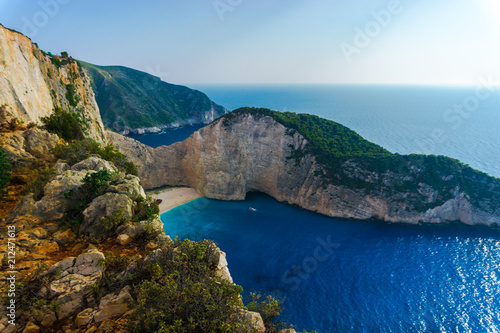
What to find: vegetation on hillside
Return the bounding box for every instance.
[41,107,85,141]
[222,108,500,209]
[80,61,226,131]
[0,149,11,198]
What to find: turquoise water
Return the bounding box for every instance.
[162,193,500,332]
[139,85,500,332]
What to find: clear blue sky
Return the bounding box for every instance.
[0,0,499,85]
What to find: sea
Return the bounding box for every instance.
[132,85,500,332]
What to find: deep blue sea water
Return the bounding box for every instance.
[135,85,500,332]
[128,124,204,147]
[163,193,500,332]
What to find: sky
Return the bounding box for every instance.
[0,0,499,85]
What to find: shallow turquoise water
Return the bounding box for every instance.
[162,193,500,332]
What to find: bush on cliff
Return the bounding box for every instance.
[63,169,115,227]
[0,149,11,198]
[128,239,247,332]
[52,138,138,175]
[41,107,85,141]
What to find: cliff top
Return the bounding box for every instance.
[218,107,500,209]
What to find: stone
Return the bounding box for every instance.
[46,257,76,277]
[97,319,115,333]
[93,286,133,323]
[71,156,117,172]
[117,234,132,246]
[39,311,57,328]
[236,310,266,333]
[116,222,140,239]
[35,170,89,221]
[53,229,76,245]
[22,322,40,333]
[23,127,59,159]
[278,330,297,333]
[70,249,105,276]
[145,241,158,251]
[33,241,59,255]
[76,308,95,328]
[212,249,233,283]
[51,272,101,319]
[54,160,70,174]
[5,194,36,222]
[107,174,146,200]
[80,193,134,234]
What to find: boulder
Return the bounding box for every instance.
[71,156,117,172]
[117,234,132,246]
[22,322,40,333]
[54,160,69,174]
[53,228,76,246]
[93,286,133,323]
[212,249,233,283]
[278,330,297,333]
[23,127,59,159]
[50,272,101,319]
[107,174,146,200]
[236,310,266,333]
[76,308,95,328]
[35,170,88,220]
[116,222,141,239]
[44,249,105,319]
[80,193,134,234]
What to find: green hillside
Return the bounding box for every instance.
[81,62,226,132]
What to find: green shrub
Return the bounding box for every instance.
[52,139,137,175]
[63,170,115,227]
[0,150,11,198]
[41,107,85,141]
[51,57,61,68]
[129,240,247,332]
[134,196,159,222]
[100,209,127,233]
[26,166,56,200]
[65,84,79,107]
[61,51,69,58]
[52,138,100,165]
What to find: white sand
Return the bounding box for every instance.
[150,187,202,214]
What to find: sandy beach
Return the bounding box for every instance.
[149,187,202,214]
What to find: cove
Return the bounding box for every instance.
[161,192,500,332]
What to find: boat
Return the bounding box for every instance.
[249,207,257,212]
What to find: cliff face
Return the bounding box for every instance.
[81,62,227,135]
[108,112,500,227]
[0,24,105,143]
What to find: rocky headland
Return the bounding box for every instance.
[109,108,500,226]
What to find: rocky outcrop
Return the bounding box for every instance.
[108,112,500,227]
[1,127,60,164]
[0,24,106,143]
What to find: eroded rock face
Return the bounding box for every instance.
[0,24,106,143]
[108,113,500,226]
[45,249,105,320]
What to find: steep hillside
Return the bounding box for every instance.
[0,24,105,143]
[81,62,227,134]
[108,107,500,226]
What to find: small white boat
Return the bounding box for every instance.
[249,207,257,212]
